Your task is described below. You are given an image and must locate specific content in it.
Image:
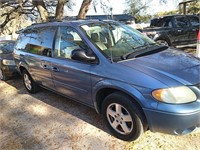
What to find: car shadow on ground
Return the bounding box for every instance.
[5,77,111,136]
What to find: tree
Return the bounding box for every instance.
[124,0,150,17]
[0,0,74,35]
[32,0,72,22]
[56,0,68,21]
[0,0,34,35]
[123,0,180,23]
[32,0,49,22]
[77,0,92,19]
[123,0,152,23]
[187,1,200,14]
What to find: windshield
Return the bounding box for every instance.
[0,41,15,54]
[81,22,156,61]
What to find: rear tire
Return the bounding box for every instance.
[102,92,147,141]
[22,70,39,93]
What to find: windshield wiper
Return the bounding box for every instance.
[121,44,168,60]
[121,44,153,60]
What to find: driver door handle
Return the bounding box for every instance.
[192,29,197,31]
[43,64,50,70]
[52,67,59,72]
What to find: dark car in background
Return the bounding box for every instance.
[0,40,18,80]
[13,20,200,141]
[142,15,199,47]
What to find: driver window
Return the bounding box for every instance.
[54,27,84,59]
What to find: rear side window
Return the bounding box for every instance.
[189,16,199,26]
[150,17,172,27]
[27,27,56,57]
[175,16,189,27]
[15,30,32,51]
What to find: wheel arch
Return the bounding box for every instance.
[154,34,171,46]
[19,66,27,74]
[93,82,146,115]
[94,85,149,133]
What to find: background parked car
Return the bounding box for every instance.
[142,15,199,47]
[0,40,18,80]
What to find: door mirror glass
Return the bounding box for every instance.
[71,49,96,63]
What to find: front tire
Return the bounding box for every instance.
[0,68,7,81]
[102,92,147,141]
[156,39,169,46]
[22,70,39,93]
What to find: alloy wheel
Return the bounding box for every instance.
[106,103,133,135]
[24,73,32,90]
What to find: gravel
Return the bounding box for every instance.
[0,59,200,150]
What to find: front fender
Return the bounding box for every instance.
[92,79,158,113]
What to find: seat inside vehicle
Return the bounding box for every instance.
[91,33,107,50]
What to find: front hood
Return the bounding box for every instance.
[120,48,200,86]
[0,53,14,60]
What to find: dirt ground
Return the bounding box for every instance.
[0,48,200,150]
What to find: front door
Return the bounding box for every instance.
[51,26,94,105]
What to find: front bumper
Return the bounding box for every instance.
[1,65,18,77]
[143,100,200,135]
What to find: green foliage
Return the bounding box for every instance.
[123,0,149,16]
[134,15,152,23]
[154,10,179,18]
[187,1,200,14]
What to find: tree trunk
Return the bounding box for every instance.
[32,0,49,22]
[55,0,67,21]
[77,0,92,19]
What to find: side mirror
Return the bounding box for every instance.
[71,49,96,62]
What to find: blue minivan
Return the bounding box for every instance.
[13,20,200,141]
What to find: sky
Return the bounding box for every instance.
[65,0,181,16]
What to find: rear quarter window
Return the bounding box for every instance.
[15,30,32,51]
[27,26,56,57]
[189,16,199,26]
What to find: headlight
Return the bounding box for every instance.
[2,59,15,66]
[152,86,197,104]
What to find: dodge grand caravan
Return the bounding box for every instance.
[13,20,200,141]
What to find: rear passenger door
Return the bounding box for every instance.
[25,26,56,89]
[188,15,199,43]
[51,26,94,105]
[173,16,190,45]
